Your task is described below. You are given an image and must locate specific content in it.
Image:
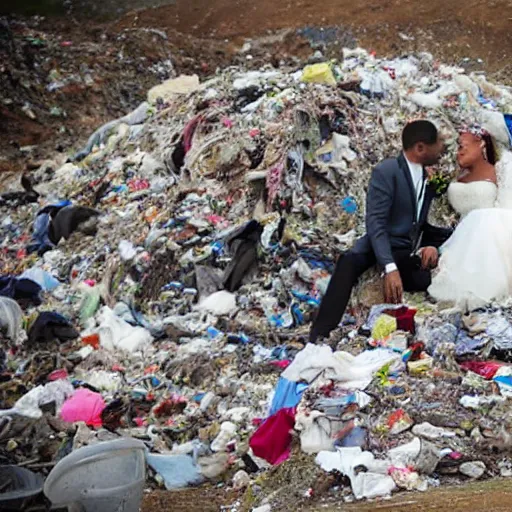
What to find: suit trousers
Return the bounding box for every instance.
[309,227,451,342]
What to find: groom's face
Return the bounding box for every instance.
[417,136,445,166]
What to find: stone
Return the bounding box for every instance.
[459,461,486,479]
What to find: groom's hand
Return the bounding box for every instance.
[420,247,439,269]
[384,271,403,304]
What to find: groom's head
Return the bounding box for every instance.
[402,120,444,166]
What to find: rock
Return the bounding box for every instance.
[22,104,37,120]
[459,461,486,479]
[233,469,251,489]
[240,42,252,53]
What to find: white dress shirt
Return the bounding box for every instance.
[385,157,426,274]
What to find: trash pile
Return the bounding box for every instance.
[2,47,512,510]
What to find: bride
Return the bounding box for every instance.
[428,125,512,310]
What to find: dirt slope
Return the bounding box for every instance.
[118,0,512,77]
[2,0,512,177]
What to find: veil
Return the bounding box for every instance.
[496,150,512,209]
[469,114,512,209]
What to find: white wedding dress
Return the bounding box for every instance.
[428,152,512,310]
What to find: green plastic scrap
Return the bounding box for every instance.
[79,287,101,324]
[376,362,392,386]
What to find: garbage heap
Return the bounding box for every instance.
[2,48,512,510]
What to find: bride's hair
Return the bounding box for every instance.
[461,124,497,165]
[482,133,497,165]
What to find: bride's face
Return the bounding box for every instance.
[457,133,482,168]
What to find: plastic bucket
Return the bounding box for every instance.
[44,438,146,512]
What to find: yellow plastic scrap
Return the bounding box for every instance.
[302,63,337,86]
[407,355,434,376]
[371,314,397,340]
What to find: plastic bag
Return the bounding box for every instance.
[196,291,237,316]
[0,296,23,341]
[2,380,75,419]
[96,306,153,354]
[20,267,60,291]
[60,388,106,427]
[146,453,203,490]
[460,361,503,380]
[268,377,307,416]
[302,63,337,86]
[79,285,101,324]
[211,421,237,452]
[118,240,137,261]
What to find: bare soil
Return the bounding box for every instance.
[116,0,512,79]
[2,0,512,177]
[142,478,512,511]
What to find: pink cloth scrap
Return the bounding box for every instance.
[60,388,106,427]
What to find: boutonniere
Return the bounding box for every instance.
[426,167,451,196]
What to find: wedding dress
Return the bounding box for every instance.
[428,152,512,310]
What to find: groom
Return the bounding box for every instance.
[310,120,452,342]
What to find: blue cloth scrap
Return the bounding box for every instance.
[27,200,72,255]
[297,249,334,273]
[504,114,512,145]
[0,276,42,305]
[146,453,203,490]
[20,268,60,292]
[269,377,308,416]
[493,375,512,395]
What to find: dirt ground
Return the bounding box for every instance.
[142,478,512,512]
[2,0,512,177]
[342,478,512,512]
[116,0,512,78]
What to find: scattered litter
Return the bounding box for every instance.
[2,39,512,510]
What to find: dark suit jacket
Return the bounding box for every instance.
[353,153,439,267]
